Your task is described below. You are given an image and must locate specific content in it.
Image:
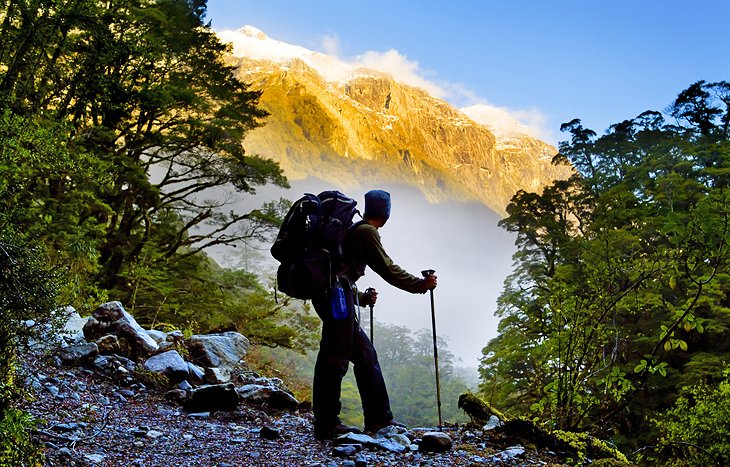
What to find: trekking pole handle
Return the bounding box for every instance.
[365,287,375,342]
[421,269,435,277]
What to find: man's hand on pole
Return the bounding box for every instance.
[423,273,437,290]
[365,288,378,306]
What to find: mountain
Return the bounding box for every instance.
[219,26,571,216]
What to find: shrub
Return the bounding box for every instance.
[649,370,730,466]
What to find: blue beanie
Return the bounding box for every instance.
[364,190,391,220]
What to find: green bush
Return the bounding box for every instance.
[0,405,43,467]
[649,370,730,466]
[0,230,62,466]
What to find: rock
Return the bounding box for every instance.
[204,367,231,384]
[333,444,360,457]
[388,433,412,447]
[83,302,159,357]
[164,389,187,405]
[187,362,205,384]
[186,332,249,371]
[260,425,280,440]
[95,334,123,355]
[143,350,189,384]
[335,432,406,453]
[183,383,239,413]
[335,432,377,446]
[485,445,526,463]
[166,330,184,342]
[59,343,99,366]
[178,380,193,391]
[373,424,408,438]
[483,414,503,431]
[146,329,168,344]
[146,429,164,439]
[52,422,79,432]
[59,306,87,343]
[236,384,299,411]
[84,453,106,464]
[418,431,453,453]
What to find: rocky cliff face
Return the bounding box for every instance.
[224,34,570,216]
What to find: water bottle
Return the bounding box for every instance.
[330,281,348,320]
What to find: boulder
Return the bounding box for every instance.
[59,343,99,366]
[204,367,231,384]
[59,306,87,343]
[183,383,239,413]
[186,362,205,384]
[418,431,453,453]
[83,302,158,357]
[236,384,299,411]
[143,350,189,384]
[186,332,249,372]
[483,415,503,431]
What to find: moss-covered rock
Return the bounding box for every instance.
[458,392,507,426]
[553,430,630,464]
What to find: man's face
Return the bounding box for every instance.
[368,217,387,229]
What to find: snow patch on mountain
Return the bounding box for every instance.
[216,25,445,97]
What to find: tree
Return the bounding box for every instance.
[339,322,470,427]
[480,81,730,450]
[0,0,288,294]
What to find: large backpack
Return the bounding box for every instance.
[271,190,359,299]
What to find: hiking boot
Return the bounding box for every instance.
[364,419,407,434]
[314,423,362,441]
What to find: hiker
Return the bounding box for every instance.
[312,189,438,440]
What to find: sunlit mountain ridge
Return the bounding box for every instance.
[219,26,571,216]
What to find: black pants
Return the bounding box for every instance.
[312,283,393,430]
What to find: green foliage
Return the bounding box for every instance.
[648,370,730,466]
[553,430,629,464]
[0,405,43,467]
[0,230,61,466]
[0,0,298,461]
[120,245,319,352]
[480,81,730,449]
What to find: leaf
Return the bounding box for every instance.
[679,340,688,351]
[664,341,672,352]
[683,321,692,332]
[669,275,677,289]
[634,362,646,373]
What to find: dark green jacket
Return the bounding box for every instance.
[343,221,429,299]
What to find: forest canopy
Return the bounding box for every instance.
[479,80,730,464]
[0,1,318,461]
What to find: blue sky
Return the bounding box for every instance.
[206,0,729,145]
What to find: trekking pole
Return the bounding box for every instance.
[422,269,442,431]
[366,287,375,343]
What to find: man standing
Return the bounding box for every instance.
[312,189,438,440]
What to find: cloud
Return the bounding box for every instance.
[461,103,555,143]
[319,33,341,56]
[354,49,448,99]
